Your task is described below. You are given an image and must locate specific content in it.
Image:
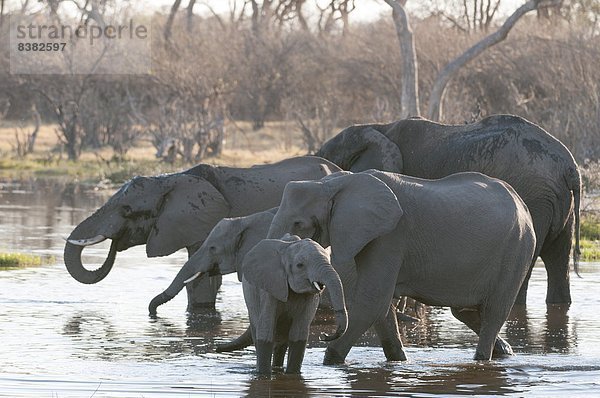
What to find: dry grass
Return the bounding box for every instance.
[0,120,312,181]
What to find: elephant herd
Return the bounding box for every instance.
[65,114,581,376]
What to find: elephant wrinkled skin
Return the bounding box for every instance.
[242,236,347,375]
[64,156,340,310]
[268,170,536,364]
[316,114,581,304]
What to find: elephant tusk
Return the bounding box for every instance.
[67,235,107,247]
[313,281,325,292]
[184,272,204,284]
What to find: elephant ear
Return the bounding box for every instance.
[351,127,403,173]
[147,174,230,257]
[318,126,402,172]
[243,239,289,302]
[325,173,403,266]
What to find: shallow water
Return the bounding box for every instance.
[0,180,599,397]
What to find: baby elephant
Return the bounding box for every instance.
[148,210,347,375]
[242,236,347,375]
[148,208,278,316]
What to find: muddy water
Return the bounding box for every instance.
[0,180,599,397]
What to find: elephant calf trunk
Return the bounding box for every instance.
[215,327,254,352]
[148,292,175,316]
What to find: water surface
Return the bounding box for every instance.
[1,180,599,397]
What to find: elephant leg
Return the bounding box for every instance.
[373,301,407,361]
[514,260,534,305]
[324,274,396,365]
[255,340,274,376]
[272,314,293,369]
[540,216,574,304]
[185,275,223,311]
[272,342,288,369]
[450,307,513,359]
[285,340,307,374]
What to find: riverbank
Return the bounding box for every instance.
[0,253,55,269]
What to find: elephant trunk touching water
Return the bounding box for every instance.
[63,157,341,310]
[147,209,278,316]
[147,259,198,315]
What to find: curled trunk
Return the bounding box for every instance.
[148,258,198,315]
[314,264,348,341]
[215,327,253,352]
[63,240,118,284]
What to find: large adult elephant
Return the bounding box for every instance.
[64,156,341,310]
[268,171,536,363]
[316,114,581,304]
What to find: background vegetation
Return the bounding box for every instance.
[0,0,598,253]
[0,0,598,165]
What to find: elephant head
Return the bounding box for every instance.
[268,172,403,267]
[64,173,229,284]
[315,125,403,173]
[148,208,277,315]
[244,236,348,341]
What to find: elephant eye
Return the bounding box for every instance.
[296,263,304,269]
[294,221,303,228]
[209,246,216,253]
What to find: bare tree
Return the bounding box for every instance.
[318,0,356,36]
[0,0,5,28]
[383,0,420,118]
[187,0,197,31]
[428,0,561,121]
[13,104,41,157]
[165,0,183,41]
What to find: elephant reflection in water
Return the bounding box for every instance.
[244,374,311,397]
[62,312,120,361]
[504,304,573,354]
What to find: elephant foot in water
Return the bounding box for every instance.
[323,346,346,365]
[492,337,514,358]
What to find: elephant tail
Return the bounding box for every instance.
[215,327,253,353]
[572,182,581,278]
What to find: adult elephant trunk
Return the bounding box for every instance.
[312,263,347,341]
[63,239,118,284]
[148,259,198,316]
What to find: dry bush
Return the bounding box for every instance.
[1,4,599,164]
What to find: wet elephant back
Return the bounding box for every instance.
[211,157,341,217]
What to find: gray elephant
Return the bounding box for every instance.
[268,170,536,363]
[64,156,340,310]
[148,208,278,316]
[240,236,347,375]
[316,114,580,304]
[148,208,348,364]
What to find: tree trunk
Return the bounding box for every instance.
[383,0,420,118]
[27,104,41,154]
[427,0,559,121]
[186,0,196,32]
[0,0,5,28]
[164,0,183,41]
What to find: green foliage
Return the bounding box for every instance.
[578,214,600,261]
[581,215,600,241]
[0,253,54,268]
[580,240,600,262]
